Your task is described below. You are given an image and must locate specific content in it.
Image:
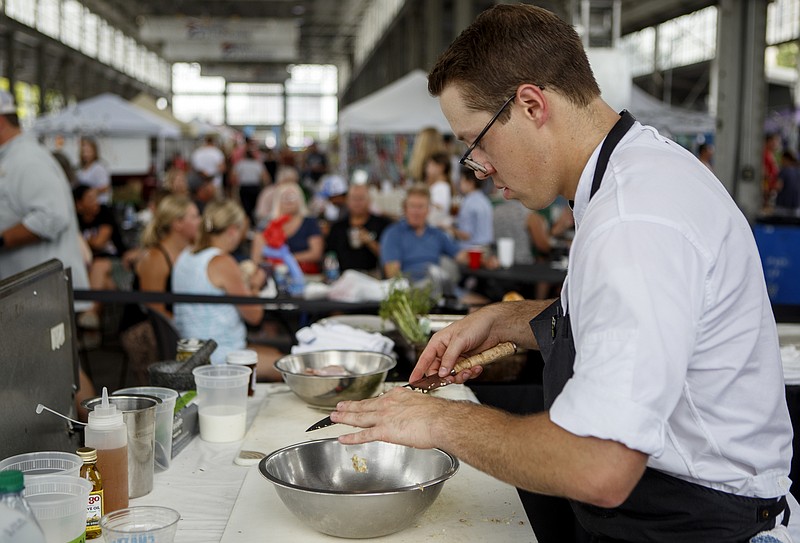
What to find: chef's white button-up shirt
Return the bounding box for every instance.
[550,121,793,503]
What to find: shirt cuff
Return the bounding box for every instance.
[549,374,666,456]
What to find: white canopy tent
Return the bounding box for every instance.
[338,70,452,181]
[33,93,181,175]
[338,70,452,135]
[130,93,195,138]
[628,85,715,137]
[587,48,714,139]
[33,93,181,138]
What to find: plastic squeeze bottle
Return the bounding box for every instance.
[84,387,129,513]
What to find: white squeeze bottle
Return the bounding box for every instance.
[84,387,129,513]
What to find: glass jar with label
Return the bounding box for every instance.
[77,447,103,540]
[176,338,204,362]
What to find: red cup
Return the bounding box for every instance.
[467,248,483,269]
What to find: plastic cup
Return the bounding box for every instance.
[349,227,362,248]
[497,237,515,268]
[226,350,258,397]
[100,506,180,543]
[192,365,251,443]
[467,247,483,270]
[24,474,92,543]
[115,387,179,471]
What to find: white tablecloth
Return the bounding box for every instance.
[133,383,537,542]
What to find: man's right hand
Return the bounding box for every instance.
[411,299,556,383]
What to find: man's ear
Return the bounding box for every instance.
[516,84,548,128]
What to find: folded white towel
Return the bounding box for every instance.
[292,322,395,355]
[782,345,800,385]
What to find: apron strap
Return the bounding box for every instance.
[590,110,636,199]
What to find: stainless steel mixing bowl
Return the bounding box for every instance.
[274,350,396,408]
[259,438,459,538]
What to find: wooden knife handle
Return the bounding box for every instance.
[451,342,517,374]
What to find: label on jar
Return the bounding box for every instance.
[86,489,103,536]
[67,531,86,543]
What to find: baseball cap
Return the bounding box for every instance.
[0,90,16,115]
[320,174,348,198]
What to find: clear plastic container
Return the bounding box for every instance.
[192,365,251,443]
[100,506,180,543]
[115,387,178,471]
[0,451,82,481]
[24,474,92,543]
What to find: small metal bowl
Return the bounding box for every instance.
[259,438,459,538]
[275,351,396,408]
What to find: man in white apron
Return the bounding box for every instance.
[331,5,796,542]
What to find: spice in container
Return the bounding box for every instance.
[77,447,103,539]
[226,349,258,396]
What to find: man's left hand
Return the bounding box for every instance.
[331,387,446,449]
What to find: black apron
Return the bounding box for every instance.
[529,111,789,543]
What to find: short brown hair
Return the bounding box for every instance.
[404,183,431,206]
[428,4,600,118]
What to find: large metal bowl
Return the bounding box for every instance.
[259,438,459,538]
[275,351,396,408]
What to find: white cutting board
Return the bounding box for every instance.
[220,384,537,542]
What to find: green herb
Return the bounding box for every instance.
[174,390,197,414]
[379,281,437,345]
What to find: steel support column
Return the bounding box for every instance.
[711,0,768,219]
[4,30,15,93]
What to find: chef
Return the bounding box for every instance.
[330,5,798,542]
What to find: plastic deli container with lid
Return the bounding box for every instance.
[24,474,92,543]
[0,451,82,481]
[115,386,178,471]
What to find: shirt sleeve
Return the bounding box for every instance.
[18,158,72,240]
[440,228,461,257]
[379,225,401,265]
[549,219,706,456]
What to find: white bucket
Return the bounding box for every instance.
[24,474,92,543]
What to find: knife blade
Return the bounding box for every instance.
[305,342,516,432]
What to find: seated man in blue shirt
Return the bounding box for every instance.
[380,184,465,282]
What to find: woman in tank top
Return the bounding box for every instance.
[119,195,201,384]
[172,200,282,381]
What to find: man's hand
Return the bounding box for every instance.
[332,387,447,449]
[411,300,553,383]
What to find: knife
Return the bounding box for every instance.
[305,342,517,432]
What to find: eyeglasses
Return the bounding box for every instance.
[459,87,544,175]
[459,94,516,175]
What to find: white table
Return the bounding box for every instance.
[133,383,537,542]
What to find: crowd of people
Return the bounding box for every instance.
[0,84,577,417]
[1,4,797,540]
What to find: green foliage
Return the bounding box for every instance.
[379,281,437,345]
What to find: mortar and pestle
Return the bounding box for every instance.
[148,339,218,390]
